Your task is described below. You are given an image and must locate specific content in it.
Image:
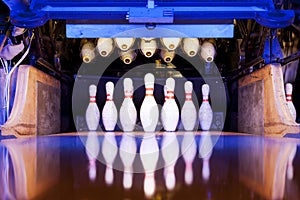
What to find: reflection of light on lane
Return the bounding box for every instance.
[85,131,100,182]
[181,132,197,185]
[287,145,297,180]
[161,132,179,190]
[140,133,159,197]
[199,132,213,182]
[120,132,137,189]
[102,132,117,185]
[0,145,15,200]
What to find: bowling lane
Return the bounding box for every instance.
[0,132,300,200]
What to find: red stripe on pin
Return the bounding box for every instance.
[146,88,154,91]
[185,98,192,101]
[125,95,133,98]
[203,99,209,102]
[106,99,113,101]
[145,94,153,96]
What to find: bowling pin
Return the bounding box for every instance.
[181,81,197,131]
[85,131,100,181]
[161,78,179,131]
[140,133,159,197]
[199,84,213,131]
[85,84,100,131]
[161,132,179,190]
[181,131,197,185]
[120,50,137,65]
[200,41,216,63]
[120,132,137,189]
[81,41,95,63]
[114,38,135,51]
[160,49,175,63]
[140,73,159,132]
[102,132,118,185]
[182,38,200,57]
[120,78,137,132]
[161,38,181,51]
[287,145,297,180]
[199,132,213,181]
[285,83,297,121]
[97,38,114,57]
[102,82,118,131]
[140,38,157,58]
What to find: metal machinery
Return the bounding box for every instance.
[0,0,300,132]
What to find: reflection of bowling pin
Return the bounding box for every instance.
[285,83,297,121]
[181,132,197,185]
[114,38,135,51]
[200,41,216,63]
[161,78,179,131]
[182,38,200,57]
[140,38,157,58]
[199,132,213,181]
[140,73,159,132]
[161,132,179,190]
[85,132,100,181]
[102,132,118,185]
[199,84,213,131]
[160,49,175,63]
[81,42,95,63]
[120,133,137,189]
[140,133,159,197]
[97,38,114,57]
[287,145,297,180]
[120,78,137,132]
[102,82,118,131]
[161,38,181,51]
[85,84,100,131]
[181,81,197,131]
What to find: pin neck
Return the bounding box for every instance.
[166,90,174,99]
[185,92,192,101]
[145,172,155,178]
[202,95,209,102]
[90,95,96,103]
[124,95,133,99]
[186,162,193,170]
[106,94,113,101]
[286,94,292,102]
[145,87,154,96]
[167,166,175,174]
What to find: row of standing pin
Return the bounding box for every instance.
[85,73,213,132]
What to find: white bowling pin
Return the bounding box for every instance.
[120,50,137,64]
[81,42,95,63]
[181,132,197,185]
[181,81,197,131]
[140,133,159,197]
[97,38,114,57]
[120,132,137,189]
[161,132,179,190]
[85,84,100,131]
[160,49,175,63]
[102,132,118,185]
[161,78,179,131]
[85,131,100,181]
[182,38,200,57]
[161,38,182,51]
[199,84,213,131]
[140,38,157,58]
[114,38,135,51]
[287,145,297,180]
[120,78,137,132]
[140,73,159,132]
[285,83,297,121]
[102,82,118,131]
[199,132,213,181]
[200,41,216,63]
